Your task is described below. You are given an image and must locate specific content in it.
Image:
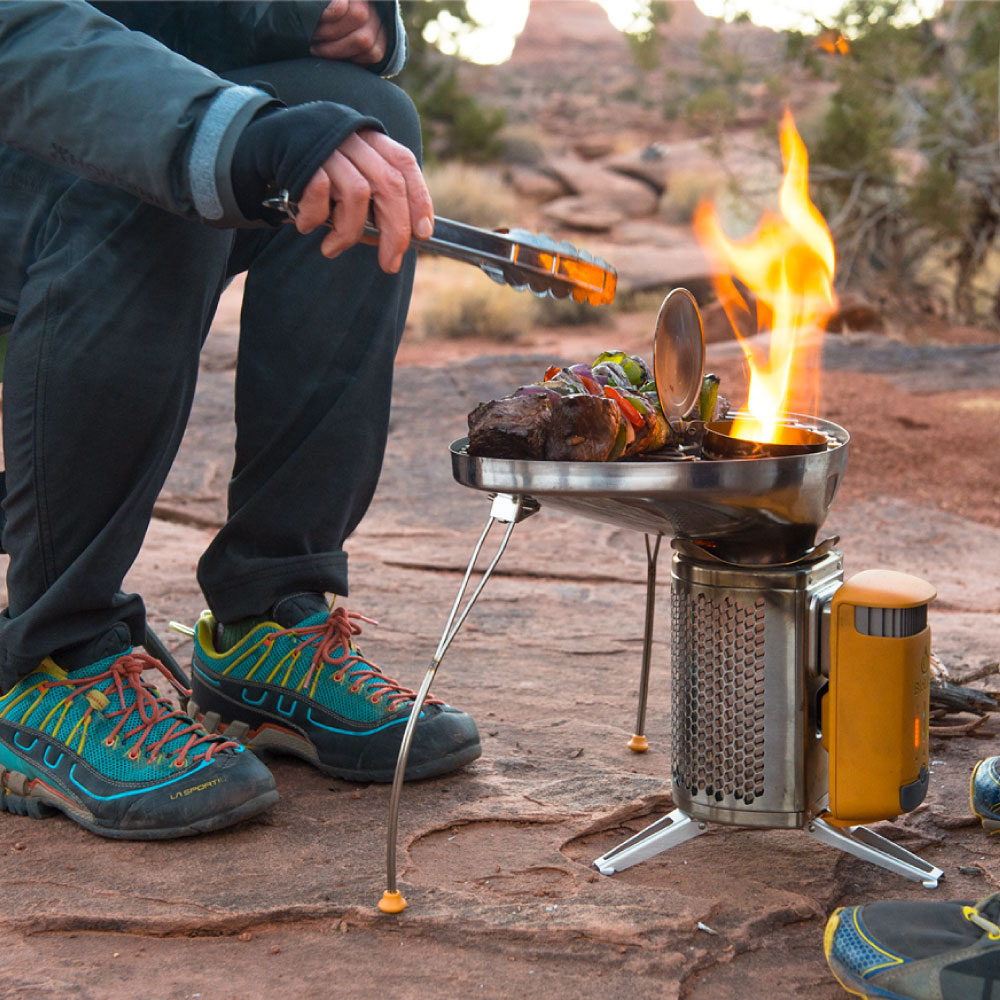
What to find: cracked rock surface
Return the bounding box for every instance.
[0,292,998,999]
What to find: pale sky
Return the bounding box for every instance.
[421,0,945,66]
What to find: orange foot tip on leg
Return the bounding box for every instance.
[627,734,649,753]
[378,890,407,914]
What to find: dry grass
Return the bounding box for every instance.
[425,162,521,228]
[660,168,727,224]
[412,258,536,342]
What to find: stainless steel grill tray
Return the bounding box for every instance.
[450,414,849,564]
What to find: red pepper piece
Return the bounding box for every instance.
[605,386,645,428]
[544,365,561,381]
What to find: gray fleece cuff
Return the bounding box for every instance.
[188,84,277,223]
[375,3,407,78]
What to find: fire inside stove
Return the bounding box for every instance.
[694,108,836,451]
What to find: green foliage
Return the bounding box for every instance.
[907,159,967,237]
[396,2,506,162]
[623,2,673,71]
[814,70,898,188]
[419,67,506,162]
[684,85,739,135]
[800,0,1000,323]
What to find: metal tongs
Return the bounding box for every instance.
[262,189,617,306]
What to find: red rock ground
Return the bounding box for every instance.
[1,284,998,999]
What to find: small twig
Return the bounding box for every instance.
[930,715,991,738]
[953,662,1000,685]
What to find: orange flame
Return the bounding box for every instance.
[693,109,837,443]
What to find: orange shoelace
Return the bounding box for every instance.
[57,652,236,766]
[264,607,441,711]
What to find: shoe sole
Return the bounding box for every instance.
[0,763,278,841]
[970,759,1000,833]
[190,698,481,783]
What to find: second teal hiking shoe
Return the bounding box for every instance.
[188,604,481,782]
[971,756,1000,833]
[824,891,1000,999]
[0,651,278,839]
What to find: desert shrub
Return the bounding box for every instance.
[418,67,506,163]
[684,85,740,135]
[662,169,727,224]
[424,162,520,228]
[495,126,547,167]
[803,1,1000,325]
[420,271,536,342]
[395,3,506,164]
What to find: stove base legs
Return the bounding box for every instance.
[593,809,943,887]
[593,808,707,874]
[804,817,942,887]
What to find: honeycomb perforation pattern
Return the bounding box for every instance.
[671,590,766,805]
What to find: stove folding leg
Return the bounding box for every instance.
[593,807,707,875]
[379,492,538,914]
[627,533,662,753]
[804,817,943,888]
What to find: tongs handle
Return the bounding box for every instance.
[261,189,616,306]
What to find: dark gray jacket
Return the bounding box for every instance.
[0,1,407,226]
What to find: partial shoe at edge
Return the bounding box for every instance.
[824,891,1000,1000]
[0,651,278,839]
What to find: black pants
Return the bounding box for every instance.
[0,59,419,689]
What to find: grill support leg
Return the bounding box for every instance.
[628,533,662,753]
[378,492,537,914]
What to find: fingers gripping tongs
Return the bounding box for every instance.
[262,189,617,306]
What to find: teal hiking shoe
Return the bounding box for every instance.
[971,756,1000,833]
[0,651,278,839]
[188,604,481,782]
[824,891,1000,999]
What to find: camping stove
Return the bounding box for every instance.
[376,311,945,913]
[670,545,842,830]
[590,541,940,886]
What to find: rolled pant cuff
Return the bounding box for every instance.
[198,551,349,624]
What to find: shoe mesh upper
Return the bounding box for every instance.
[0,652,232,780]
[832,906,906,978]
[202,611,418,725]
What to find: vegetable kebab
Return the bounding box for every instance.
[468,351,725,462]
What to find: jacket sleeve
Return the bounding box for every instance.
[90,2,408,78]
[0,1,278,224]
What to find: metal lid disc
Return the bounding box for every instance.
[653,288,706,419]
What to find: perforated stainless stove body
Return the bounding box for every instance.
[669,549,842,828]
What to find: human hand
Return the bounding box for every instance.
[310,0,387,65]
[293,128,434,273]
